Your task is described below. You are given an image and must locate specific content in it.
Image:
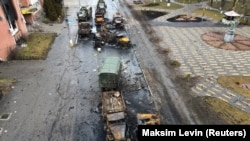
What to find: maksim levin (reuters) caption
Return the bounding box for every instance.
[137,125,250,141]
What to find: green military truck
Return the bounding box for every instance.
[99,57,122,91]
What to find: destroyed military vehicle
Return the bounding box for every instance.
[97,0,107,14]
[111,12,126,29]
[136,113,161,125]
[99,57,131,141]
[77,22,93,39]
[95,9,105,26]
[102,90,129,141]
[93,32,105,52]
[99,57,122,90]
[103,31,132,49]
[77,5,92,22]
[116,33,132,48]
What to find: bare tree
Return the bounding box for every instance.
[210,0,214,6]
[242,0,246,5]
[232,0,239,10]
[220,0,226,10]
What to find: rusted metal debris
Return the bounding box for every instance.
[137,113,161,125]
[102,91,129,141]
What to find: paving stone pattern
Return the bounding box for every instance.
[126,0,250,113]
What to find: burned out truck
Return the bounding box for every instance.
[111,12,126,30]
[135,113,160,141]
[137,113,161,125]
[93,32,105,52]
[95,0,107,26]
[99,57,121,91]
[77,22,93,39]
[97,0,107,14]
[77,5,92,22]
[95,9,105,26]
[102,91,128,141]
[99,57,130,141]
[101,31,133,49]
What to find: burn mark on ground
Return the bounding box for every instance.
[141,10,168,20]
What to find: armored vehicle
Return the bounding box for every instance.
[77,22,93,39]
[77,5,92,22]
[112,12,126,29]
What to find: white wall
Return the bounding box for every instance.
[30,0,39,5]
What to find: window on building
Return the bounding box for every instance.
[0,0,18,35]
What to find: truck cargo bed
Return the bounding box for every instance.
[102,91,126,117]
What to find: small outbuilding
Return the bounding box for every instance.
[222,10,240,25]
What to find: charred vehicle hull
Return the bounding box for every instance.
[102,32,132,49]
[77,22,93,39]
[112,12,125,30]
[93,32,105,52]
[77,5,92,22]
[99,57,130,141]
[102,91,129,141]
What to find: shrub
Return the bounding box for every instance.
[145,2,160,7]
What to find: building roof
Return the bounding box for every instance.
[224,10,240,17]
